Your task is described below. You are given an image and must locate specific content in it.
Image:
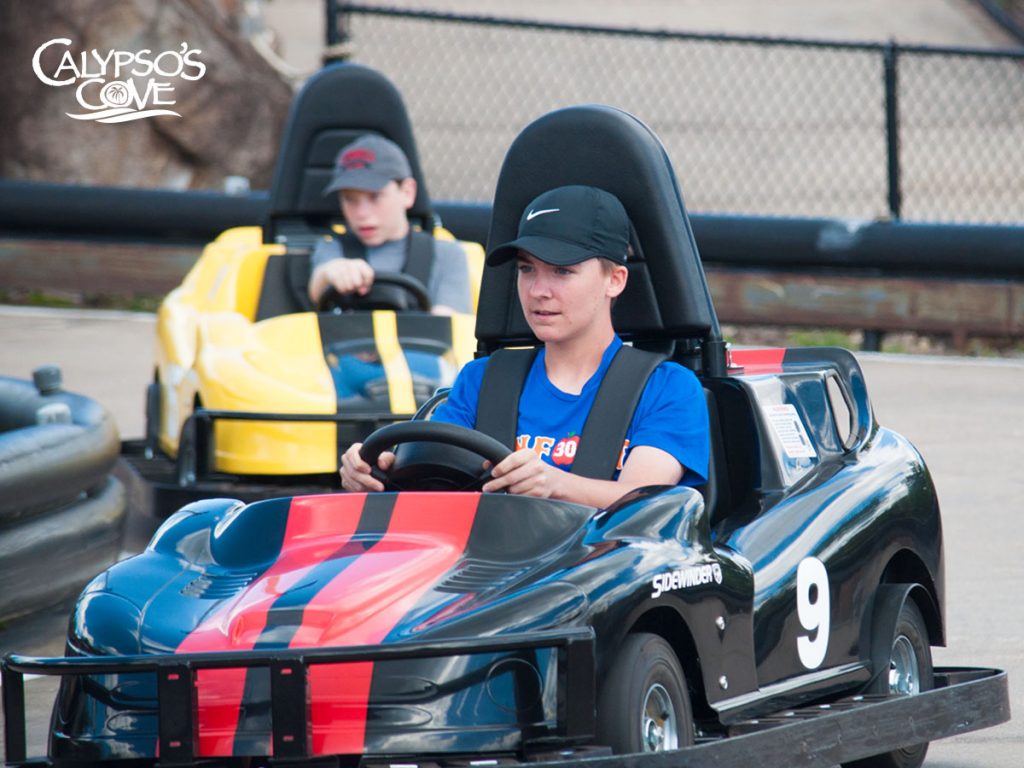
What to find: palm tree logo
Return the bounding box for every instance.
[100,82,130,108]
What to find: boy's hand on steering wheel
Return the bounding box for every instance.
[340,441,395,492]
[324,258,375,296]
[482,449,563,498]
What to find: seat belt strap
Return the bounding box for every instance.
[475,347,538,448]
[338,228,436,289]
[338,229,367,262]
[571,346,666,480]
[404,230,436,287]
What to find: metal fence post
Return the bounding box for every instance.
[325,0,339,46]
[868,41,904,351]
[883,42,902,221]
[325,0,353,61]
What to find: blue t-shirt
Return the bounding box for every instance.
[432,336,709,486]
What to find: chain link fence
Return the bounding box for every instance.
[331,4,1024,225]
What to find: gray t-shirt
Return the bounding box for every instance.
[311,235,472,314]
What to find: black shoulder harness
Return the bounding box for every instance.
[474,345,666,480]
[337,228,436,287]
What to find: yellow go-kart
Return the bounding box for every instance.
[121,64,483,515]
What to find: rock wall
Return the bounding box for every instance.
[0,0,293,190]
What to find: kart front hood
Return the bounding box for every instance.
[188,494,495,650]
[64,493,598,758]
[117,493,596,656]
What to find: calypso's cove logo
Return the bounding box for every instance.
[32,38,206,124]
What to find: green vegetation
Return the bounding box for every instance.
[786,329,858,350]
[0,290,160,313]
[87,295,162,313]
[724,324,1024,359]
[0,290,80,309]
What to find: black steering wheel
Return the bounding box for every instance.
[318,271,432,313]
[360,421,511,492]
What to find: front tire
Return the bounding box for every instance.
[844,599,933,768]
[596,632,694,754]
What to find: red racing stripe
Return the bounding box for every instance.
[729,347,786,374]
[303,492,481,756]
[174,494,368,757]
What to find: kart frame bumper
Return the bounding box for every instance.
[3,628,596,766]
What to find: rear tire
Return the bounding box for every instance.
[596,632,694,754]
[843,599,933,768]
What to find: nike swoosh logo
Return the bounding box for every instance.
[526,208,560,221]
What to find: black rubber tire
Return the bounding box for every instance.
[596,632,694,754]
[843,599,933,768]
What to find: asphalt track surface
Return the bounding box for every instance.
[0,305,1021,766]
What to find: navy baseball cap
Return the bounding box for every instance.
[487,185,631,267]
[323,135,413,194]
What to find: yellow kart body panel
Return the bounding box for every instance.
[155,225,482,476]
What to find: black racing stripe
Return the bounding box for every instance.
[321,312,387,455]
[394,314,455,350]
[463,494,593,564]
[318,312,377,345]
[254,492,395,648]
[329,315,456,454]
[370,496,527,644]
[231,493,397,754]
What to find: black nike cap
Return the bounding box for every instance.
[486,185,630,267]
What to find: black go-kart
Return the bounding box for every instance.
[2,104,1008,768]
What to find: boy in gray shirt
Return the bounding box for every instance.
[308,135,471,315]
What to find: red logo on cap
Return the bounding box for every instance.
[340,148,376,170]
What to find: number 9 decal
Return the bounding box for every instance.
[796,557,830,669]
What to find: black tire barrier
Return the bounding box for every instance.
[435,201,1024,281]
[0,368,127,622]
[2,179,1022,279]
[0,179,268,245]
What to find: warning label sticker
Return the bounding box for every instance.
[764,404,817,459]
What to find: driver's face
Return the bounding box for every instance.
[339,178,416,247]
[516,252,626,345]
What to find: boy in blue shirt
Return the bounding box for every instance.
[341,185,708,508]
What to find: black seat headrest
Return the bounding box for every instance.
[475,105,720,353]
[265,63,433,243]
